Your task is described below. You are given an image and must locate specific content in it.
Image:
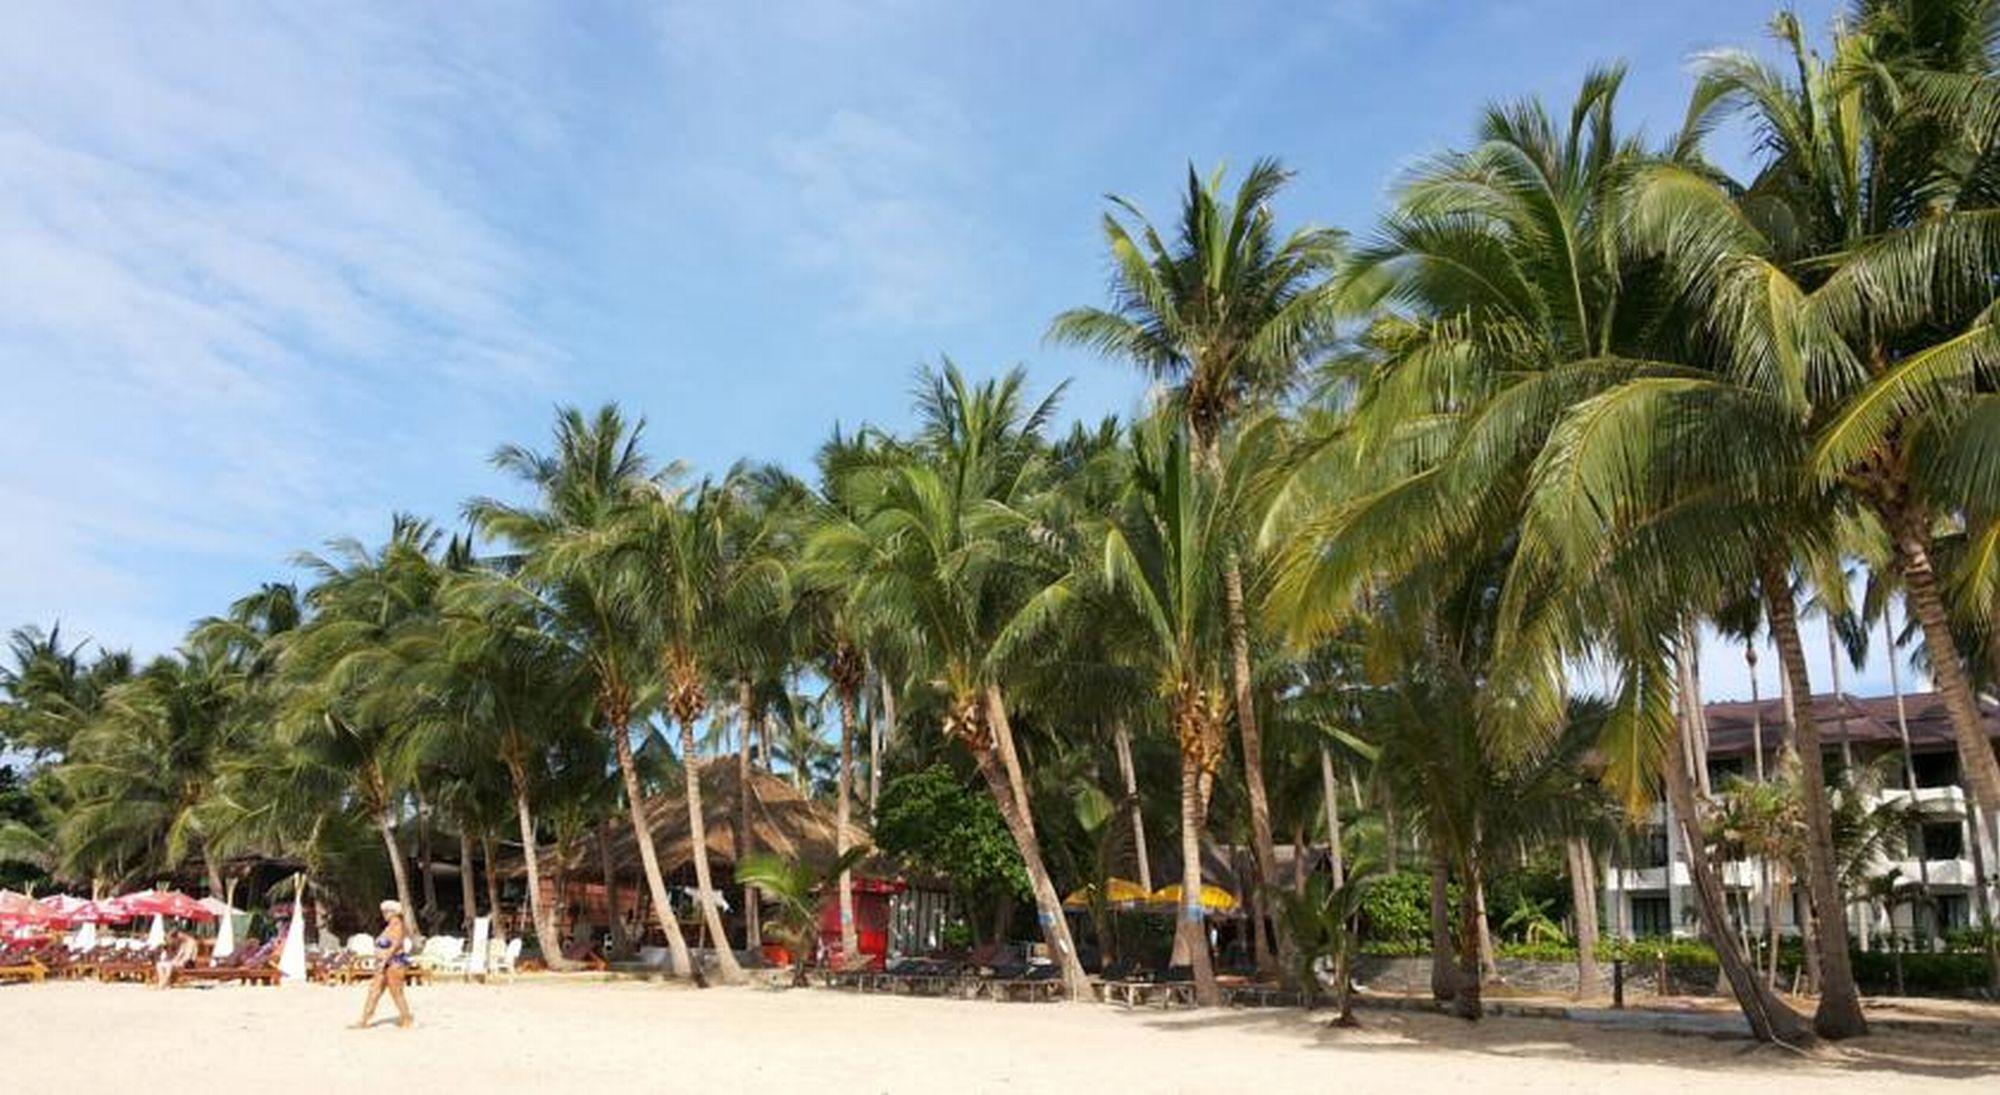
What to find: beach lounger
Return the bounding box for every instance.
[985,962,1064,1003]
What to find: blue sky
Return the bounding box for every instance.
[7,0,1915,702]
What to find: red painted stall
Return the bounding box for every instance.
[816,877,904,969]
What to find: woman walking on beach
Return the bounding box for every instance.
[352,900,414,1029]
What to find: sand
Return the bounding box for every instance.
[7,977,1997,1093]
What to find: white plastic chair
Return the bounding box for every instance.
[489,937,522,981]
[347,932,376,957]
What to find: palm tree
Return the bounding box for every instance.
[277,516,453,936]
[1092,414,1242,1004]
[470,405,701,981]
[1668,5,2000,853]
[805,362,1093,998]
[615,477,784,985]
[735,845,870,986]
[1052,159,1347,972]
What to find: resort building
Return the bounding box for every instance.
[1601,691,2000,945]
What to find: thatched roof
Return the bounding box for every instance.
[598,759,870,877]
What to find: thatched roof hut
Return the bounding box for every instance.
[600,758,870,876]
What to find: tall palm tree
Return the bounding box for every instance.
[277,516,453,936]
[1052,160,1346,972]
[1090,414,1242,1004]
[615,477,784,985]
[805,362,1093,998]
[470,405,701,981]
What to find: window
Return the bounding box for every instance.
[1630,897,1671,938]
[1910,751,1959,789]
[1936,894,1971,932]
[1920,822,1964,861]
[1635,827,1670,869]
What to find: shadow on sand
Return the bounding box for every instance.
[1127,1002,2000,1081]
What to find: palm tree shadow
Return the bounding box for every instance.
[1129,1005,2000,1081]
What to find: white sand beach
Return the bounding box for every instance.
[8,979,1997,1093]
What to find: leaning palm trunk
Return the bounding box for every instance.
[372,806,421,947]
[1564,838,1602,997]
[975,687,1092,999]
[835,686,859,964]
[1662,683,1811,1046]
[1320,747,1344,883]
[677,719,746,983]
[1222,551,1283,977]
[1115,721,1153,892]
[610,718,696,980]
[504,758,572,970]
[737,681,760,951]
[1893,530,2000,835]
[1757,563,1867,1038]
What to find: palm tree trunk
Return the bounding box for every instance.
[610,720,695,980]
[1320,747,1344,883]
[871,668,888,825]
[1885,608,1940,947]
[372,806,420,947]
[1565,838,1602,997]
[737,681,760,952]
[1114,720,1152,892]
[1758,559,1867,1038]
[1429,858,1458,1002]
[1454,853,1485,1019]
[1177,749,1221,1006]
[1473,866,1499,984]
[598,822,631,958]
[979,686,1092,1000]
[1747,644,1766,781]
[1222,552,1283,977]
[482,834,507,947]
[1662,665,1812,1046]
[1893,528,2000,828]
[835,686,860,964]
[503,760,570,970]
[416,787,440,928]
[459,828,480,935]
[201,838,227,899]
[677,720,745,983]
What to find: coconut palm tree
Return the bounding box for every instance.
[1052,160,1347,971]
[276,516,456,935]
[470,405,701,981]
[1090,414,1243,1004]
[804,362,1093,998]
[613,476,785,985]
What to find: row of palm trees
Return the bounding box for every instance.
[3,0,1999,1044]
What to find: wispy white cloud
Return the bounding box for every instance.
[650,1,996,327]
[0,3,574,652]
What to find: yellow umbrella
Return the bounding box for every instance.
[1062,878,1151,909]
[1149,883,1240,914]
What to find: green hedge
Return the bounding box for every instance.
[1851,951,1994,996]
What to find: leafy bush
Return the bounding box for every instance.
[1851,950,1994,995]
[1358,871,1455,945]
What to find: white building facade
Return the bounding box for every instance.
[1601,691,2000,945]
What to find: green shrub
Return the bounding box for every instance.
[1851,950,1993,995]
[1358,871,1455,945]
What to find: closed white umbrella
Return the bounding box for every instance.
[468,915,490,979]
[213,907,235,958]
[278,912,306,983]
[145,914,165,948]
[77,921,98,950]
